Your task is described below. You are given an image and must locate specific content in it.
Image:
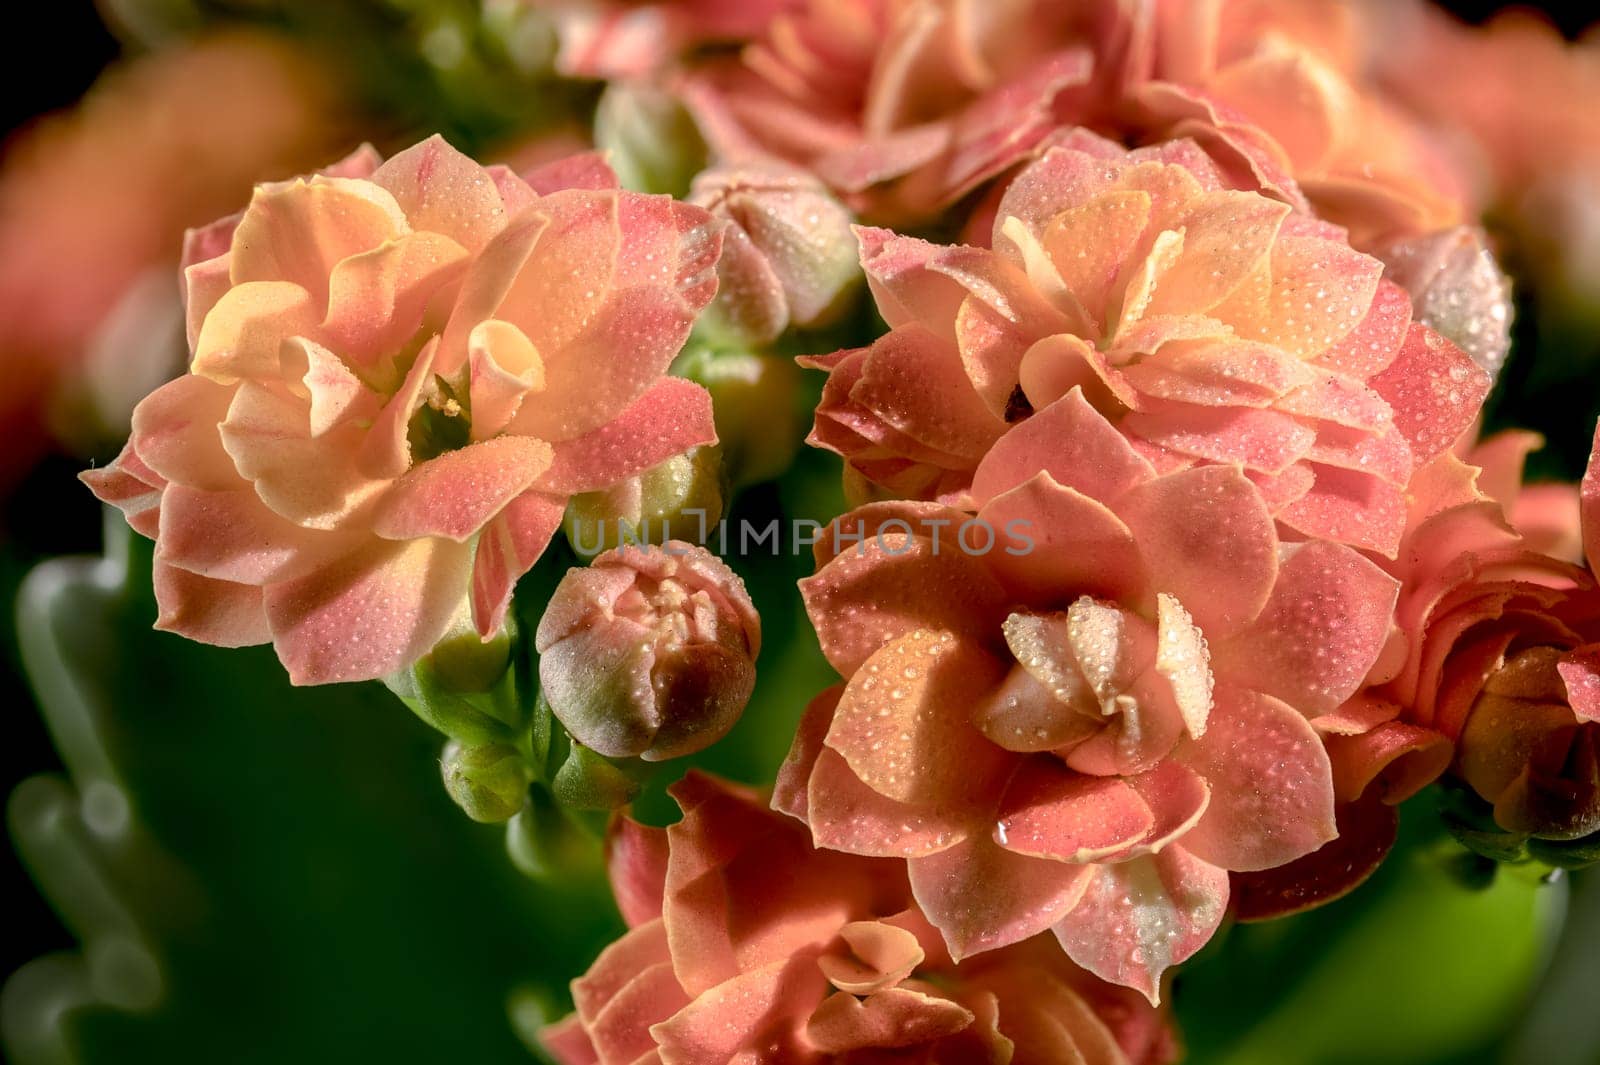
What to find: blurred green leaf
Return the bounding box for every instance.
[4,521,618,1065]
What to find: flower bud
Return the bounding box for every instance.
[594,81,705,197]
[676,348,807,487]
[535,542,760,762]
[551,742,643,810]
[564,445,724,558]
[441,740,531,823]
[1378,226,1513,381]
[383,614,525,745]
[690,163,861,346]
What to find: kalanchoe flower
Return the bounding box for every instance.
[530,0,804,80]
[1377,226,1513,382]
[673,0,1107,225]
[806,136,1489,556]
[780,391,1397,1000]
[690,162,861,346]
[535,543,759,762]
[543,771,1178,1064]
[81,136,723,684]
[1121,0,1473,248]
[1351,431,1600,851]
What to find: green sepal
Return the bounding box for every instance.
[383,617,527,744]
[551,744,644,811]
[440,741,531,824]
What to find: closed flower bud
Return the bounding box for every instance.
[535,543,759,762]
[564,445,724,558]
[690,163,860,346]
[594,81,705,197]
[441,740,531,823]
[1378,226,1513,381]
[676,347,806,487]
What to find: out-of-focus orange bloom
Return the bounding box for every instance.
[0,30,352,492]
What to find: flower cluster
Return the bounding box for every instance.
[68,0,1600,1057]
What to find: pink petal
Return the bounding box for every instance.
[651,960,822,1064]
[538,1014,597,1065]
[971,388,1155,507]
[372,436,553,543]
[806,743,974,860]
[592,963,690,1065]
[1051,847,1228,1004]
[909,833,1093,960]
[1559,645,1600,724]
[1177,685,1338,871]
[1314,276,1411,379]
[995,759,1156,863]
[521,151,620,195]
[806,987,973,1053]
[1124,400,1316,474]
[826,631,1010,805]
[975,473,1144,607]
[536,377,717,496]
[851,324,1006,461]
[572,919,674,1026]
[855,226,966,334]
[370,135,508,251]
[470,490,567,637]
[151,560,271,647]
[1324,720,1452,804]
[1213,540,1398,716]
[155,485,353,585]
[1580,420,1600,574]
[607,817,669,928]
[320,231,470,368]
[1275,463,1406,556]
[264,536,472,684]
[800,503,1010,676]
[1233,796,1397,922]
[228,176,407,306]
[80,441,165,539]
[773,687,839,823]
[127,375,240,491]
[1367,323,1490,464]
[1114,465,1278,638]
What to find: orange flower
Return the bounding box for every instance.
[544,772,1178,1064]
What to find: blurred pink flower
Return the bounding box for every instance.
[536,542,760,761]
[673,0,1112,225]
[780,390,1397,1000]
[544,771,1178,1063]
[806,137,1488,557]
[1122,0,1474,248]
[0,31,351,490]
[532,0,805,79]
[83,138,722,684]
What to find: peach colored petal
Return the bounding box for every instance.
[826,630,1010,805]
[773,687,839,823]
[434,211,550,378]
[370,135,508,252]
[801,502,1010,676]
[228,175,408,304]
[818,921,924,995]
[573,919,675,1027]
[995,759,1156,863]
[608,818,669,929]
[806,986,973,1053]
[909,833,1093,960]
[855,226,966,335]
[1559,645,1600,724]
[971,388,1156,507]
[594,963,692,1065]
[292,338,380,437]
[319,231,469,369]
[539,1014,599,1065]
[1582,421,1600,574]
[852,324,1006,460]
[1233,796,1397,923]
[976,473,1144,606]
[1367,324,1490,464]
[470,490,568,637]
[263,536,471,685]
[372,436,553,543]
[1177,685,1337,871]
[190,280,319,382]
[151,560,271,648]
[127,374,240,491]
[1214,540,1398,715]
[1115,464,1278,638]
[651,959,824,1065]
[155,485,353,585]
[357,335,438,481]
[807,747,973,858]
[522,151,620,195]
[1051,847,1228,1005]
[466,319,543,441]
[80,441,165,538]
[1324,720,1452,804]
[536,378,717,496]
[1123,401,1316,474]
[1275,463,1406,557]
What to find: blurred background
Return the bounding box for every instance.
[4,2,1600,1064]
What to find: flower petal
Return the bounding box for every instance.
[372,436,553,543]
[470,490,567,637]
[995,759,1156,863]
[909,833,1093,960]
[536,378,717,496]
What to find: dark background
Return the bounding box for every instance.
[3,0,1595,1045]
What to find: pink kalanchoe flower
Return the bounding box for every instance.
[806,136,1490,557]
[81,136,723,685]
[1345,434,1600,843]
[689,162,861,346]
[1121,0,1474,248]
[673,0,1111,226]
[532,0,805,80]
[543,771,1178,1064]
[535,542,760,761]
[780,389,1398,1000]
